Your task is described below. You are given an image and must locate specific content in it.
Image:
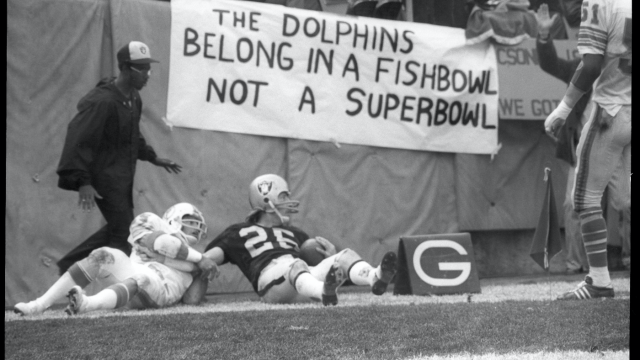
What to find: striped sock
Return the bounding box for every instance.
[85,279,138,312]
[579,208,610,287]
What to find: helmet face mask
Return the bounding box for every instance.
[248,174,299,224]
[180,216,206,241]
[162,203,207,246]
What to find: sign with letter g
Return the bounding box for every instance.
[394,233,481,295]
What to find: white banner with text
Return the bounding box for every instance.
[168,0,499,154]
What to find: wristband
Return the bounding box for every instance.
[186,248,203,263]
[554,100,573,119]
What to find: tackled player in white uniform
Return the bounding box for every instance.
[13,203,216,315]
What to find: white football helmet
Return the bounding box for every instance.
[162,203,207,246]
[248,174,299,224]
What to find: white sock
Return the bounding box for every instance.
[35,272,77,309]
[348,262,377,286]
[84,289,118,312]
[589,266,612,288]
[294,272,324,299]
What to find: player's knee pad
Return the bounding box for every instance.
[335,249,363,275]
[72,247,117,284]
[86,246,130,273]
[87,247,117,265]
[287,259,310,287]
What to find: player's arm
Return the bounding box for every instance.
[309,236,337,258]
[570,54,604,93]
[139,231,204,262]
[544,54,604,135]
[203,247,225,265]
[181,247,226,305]
[135,244,198,272]
[161,256,198,273]
[137,231,217,275]
[181,274,208,305]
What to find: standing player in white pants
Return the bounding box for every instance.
[544,0,631,300]
[14,203,216,315]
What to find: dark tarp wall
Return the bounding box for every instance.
[457,120,568,230]
[6,0,568,307]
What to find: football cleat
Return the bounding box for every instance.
[557,275,614,300]
[65,286,88,315]
[371,252,398,296]
[322,263,346,306]
[13,300,46,316]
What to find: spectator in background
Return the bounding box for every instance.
[465,0,538,45]
[410,0,472,28]
[56,41,182,275]
[560,0,583,39]
[530,0,568,39]
[346,0,405,21]
[561,0,582,28]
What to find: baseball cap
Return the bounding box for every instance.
[117,41,159,65]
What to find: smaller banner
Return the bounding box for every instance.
[394,233,481,295]
[496,39,580,120]
[168,0,499,154]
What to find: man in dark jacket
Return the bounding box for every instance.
[56,41,182,275]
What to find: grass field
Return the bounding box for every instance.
[5,273,630,360]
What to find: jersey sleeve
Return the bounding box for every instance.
[204,225,237,263]
[128,212,166,246]
[129,212,203,263]
[577,0,609,55]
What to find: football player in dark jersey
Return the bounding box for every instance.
[200,174,398,306]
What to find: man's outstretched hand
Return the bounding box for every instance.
[152,158,182,174]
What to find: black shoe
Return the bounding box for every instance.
[322,264,346,306]
[372,252,397,295]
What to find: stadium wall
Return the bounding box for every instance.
[7,0,589,307]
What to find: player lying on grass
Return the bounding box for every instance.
[14,203,217,316]
[185,174,397,306]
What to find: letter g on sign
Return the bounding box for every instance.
[412,240,471,286]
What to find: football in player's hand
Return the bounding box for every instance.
[299,238,325,266]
